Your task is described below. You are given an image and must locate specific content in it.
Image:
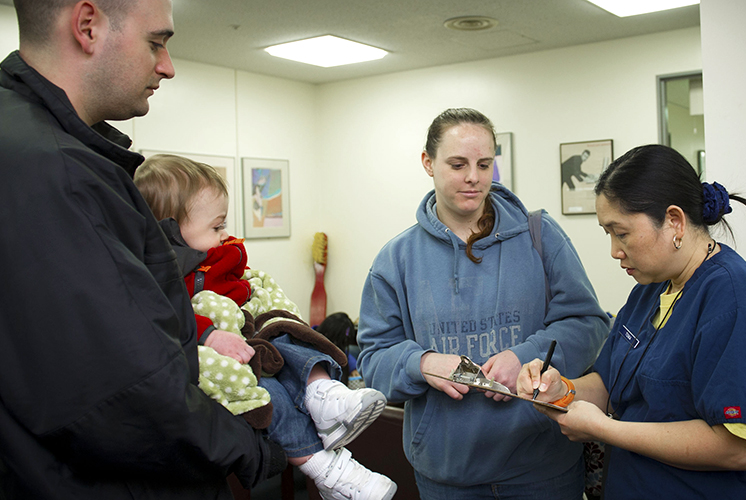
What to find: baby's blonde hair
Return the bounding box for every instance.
[134,154,228,224]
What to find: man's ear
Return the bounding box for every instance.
[71,1,102,55]
[422,151,434,177]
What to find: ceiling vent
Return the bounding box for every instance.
[444,16,498,31]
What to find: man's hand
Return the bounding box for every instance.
[204,330,255,364]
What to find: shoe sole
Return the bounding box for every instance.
[380,481,397,500]
[322,392,386,451]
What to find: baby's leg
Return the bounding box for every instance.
[260,375,396,500]
[299,448,397,500]
[305,378,386,451]
[259,376,324,459]
[270,333,340,407]
[307,363,331,385]
[271,334,387,450]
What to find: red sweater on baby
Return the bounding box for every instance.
[184,238,252,340]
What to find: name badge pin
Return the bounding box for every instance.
[620,325,640,348]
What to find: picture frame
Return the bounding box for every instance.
[139,150,238,235]
[560,139,613,215]
[493,132,513,191]
[242,157,290,238]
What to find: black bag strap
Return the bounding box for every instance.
[529,210,608,498]
[528,209,551,313]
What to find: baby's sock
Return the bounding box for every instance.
[298,449,335,480]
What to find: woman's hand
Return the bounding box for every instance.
[420,352,470,400]
[516,358,566,402]
[481,350,521,401]
[537,400,608,442]
[204,330,255,364]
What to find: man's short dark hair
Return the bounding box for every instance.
[14,0,132,46]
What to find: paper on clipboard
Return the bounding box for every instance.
[424,355,569,413]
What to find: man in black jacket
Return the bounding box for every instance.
[0,1,285,498]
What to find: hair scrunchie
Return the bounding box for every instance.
[702,181,732,224]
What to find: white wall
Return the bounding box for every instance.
[233,71,320,315]
[318,28,703,319]
[0,5,17,50]
[131,61,321,317]
[701,0,746,252]
[0,6,321,320]
[4,2,727,322]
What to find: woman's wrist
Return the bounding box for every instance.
[550,376,576,407]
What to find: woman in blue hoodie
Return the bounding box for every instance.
[519,144,746,499]
[358,108,610,499]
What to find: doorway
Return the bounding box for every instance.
[658,72,706,178]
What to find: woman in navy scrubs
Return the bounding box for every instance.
[518,144,746,499]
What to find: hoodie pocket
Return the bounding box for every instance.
[410,393,439,446]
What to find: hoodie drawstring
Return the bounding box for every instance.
[445,228,462,294]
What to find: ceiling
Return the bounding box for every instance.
[0,0,701,84]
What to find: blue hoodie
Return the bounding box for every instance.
[358,183,609,486]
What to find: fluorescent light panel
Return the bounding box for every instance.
[265,35,387,68]
[586,0,699,17]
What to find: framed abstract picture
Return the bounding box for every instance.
[242,157,290,238]
[493,132,513,191]
[560,139,613,215]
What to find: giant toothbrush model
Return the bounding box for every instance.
[310,232,327,327]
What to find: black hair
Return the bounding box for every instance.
[317,312,356,351]
[595,144,745,237]
[317,312,357,384]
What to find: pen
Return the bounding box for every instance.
[533,339,557,400]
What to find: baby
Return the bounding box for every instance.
[135,154,396,500]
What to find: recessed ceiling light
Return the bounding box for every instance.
[264,35,388,68]
[444,16,498,31]
[586,0,699,17]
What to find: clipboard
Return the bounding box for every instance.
[424,355,569,413]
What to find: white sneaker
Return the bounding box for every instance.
[305,380,387,450]
[313,448,397,500]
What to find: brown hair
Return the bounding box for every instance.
[425,108,497,263]
[466,201,495,263]
[14,0,132,46]
[134,154,228,224]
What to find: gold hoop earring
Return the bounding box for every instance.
[673,235,682,250]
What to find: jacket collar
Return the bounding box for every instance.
[158,218,208,277]
[0,51,143,177]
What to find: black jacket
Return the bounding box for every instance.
[0,51,282,499]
